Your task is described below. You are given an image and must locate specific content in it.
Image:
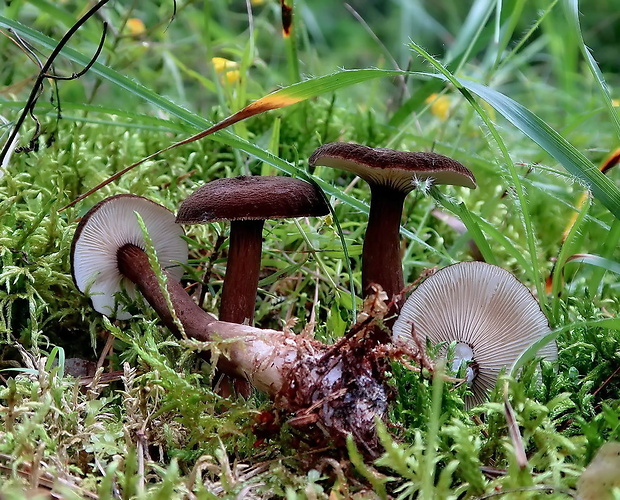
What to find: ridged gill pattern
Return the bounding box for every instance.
[393,261,557,407]
[71,195,188,319]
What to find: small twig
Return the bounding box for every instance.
[592,364,620,397]
[43,23,108,81]
[5,28,45,69]
[96,330,116,371]
[0,0,113,163]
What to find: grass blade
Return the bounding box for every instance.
[550,194,591,321]
[408,41,547,305]
[510,317,620,376]
[566,253,620,277]
[431,188,497,265]
[422,73,620,220]
[564,0,620,140]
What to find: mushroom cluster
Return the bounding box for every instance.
[71,190,386,453]
[70,143,557,451]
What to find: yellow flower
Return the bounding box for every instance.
[251,0,266,4]
[126,18,146,36]
[425,93,451,121]
[212,57,240,84]
[612,98,620,107]
[223,70,240,84]
[212,57,238,73]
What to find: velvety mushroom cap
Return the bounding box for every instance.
[392,261,557,407]
[308,142,477,191]
[71,194,188,320]
[308,142,476,323]
[176,175,330,223]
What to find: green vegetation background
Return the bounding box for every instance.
[0,0,619,498]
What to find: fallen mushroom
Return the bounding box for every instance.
[176,175,330,325]
[309,142,476,333]
[392,261,557,408]
[71,194,389,455]
[71,194,188,319]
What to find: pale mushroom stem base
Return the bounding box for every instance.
[116,244,389,455]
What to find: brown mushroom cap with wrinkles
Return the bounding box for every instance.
[309,142,477,190]
[176,175,330,223]
[176,175,329,326]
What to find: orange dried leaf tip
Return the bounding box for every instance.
[281,0,293,36]
[600,148,620,174]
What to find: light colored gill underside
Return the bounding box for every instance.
[316,157,470,192]
[73,197,187,319]
[393,262,557,405]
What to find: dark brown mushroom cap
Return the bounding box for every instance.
[309,142,476,191]
[176,176,330,224]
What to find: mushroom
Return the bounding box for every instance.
[71,194,188,319]
[392,261,557,408]
[176,175,330,325]
[309,142,476,323]
[71,194,389,455]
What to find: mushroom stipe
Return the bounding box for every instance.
[176,175,329,326]
[309,142,477,341]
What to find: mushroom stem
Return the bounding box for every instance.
[364,185,406,312]
[219,219,264,325]
[452,342,477,384]
[118,244,215,339]
[115,243,388,453]
[116,243,312,393]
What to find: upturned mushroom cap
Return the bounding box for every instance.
[176,175,329,224]
[392,261,557,407]
[309,142,476,191]
[71,194,188,319]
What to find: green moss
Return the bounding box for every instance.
[1,0,619,496]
